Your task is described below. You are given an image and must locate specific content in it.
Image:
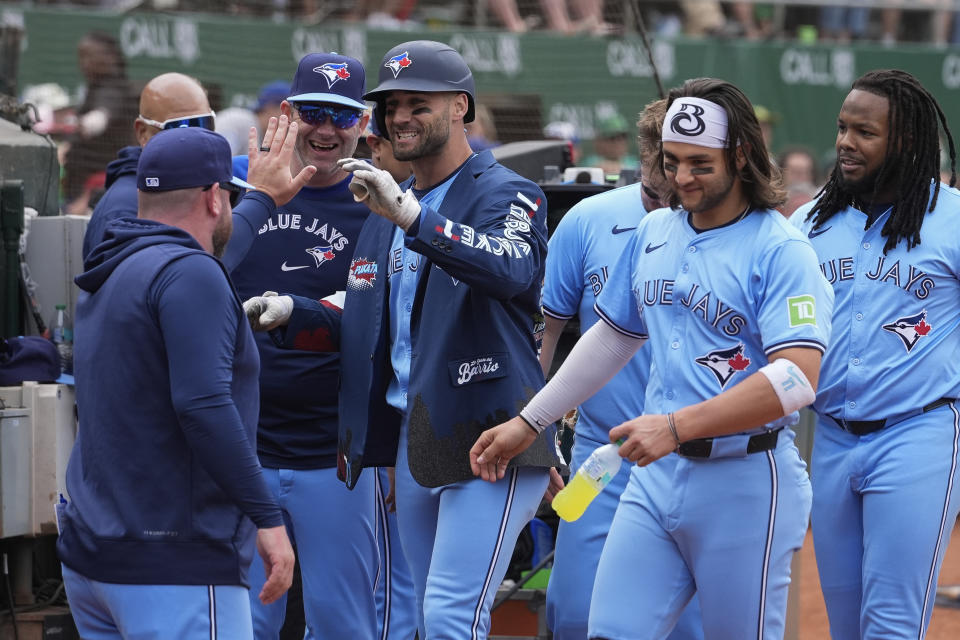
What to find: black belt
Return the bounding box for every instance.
[678,427,783,459]
[829,397,954,436]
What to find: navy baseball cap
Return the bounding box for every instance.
[287,52,367,111]
[255,80,290,112]
[137,128,254,192]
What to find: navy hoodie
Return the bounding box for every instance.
[57,218,282,586]
[82,145,140,260]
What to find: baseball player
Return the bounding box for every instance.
[243,41,562,639]
[541,98,702,640]
[791,69,960,639]
[227,53,380,639]
[472,77,833,639]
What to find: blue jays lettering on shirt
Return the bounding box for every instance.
[791,184,960,420]
[230,158,370,469]
[542,183,654,444]
[598,207,832,427]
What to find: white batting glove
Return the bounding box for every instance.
[337,158,420,231]
[243,291,293,331]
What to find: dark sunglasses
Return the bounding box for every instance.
[137,112,216,131]
[203,181,245,207]
[295,104,362,129]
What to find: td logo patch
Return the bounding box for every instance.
[787,295,816,327]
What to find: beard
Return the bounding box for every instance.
[685,171,736,214]
[212,211,233,259]
[391,106,451,162]
[838,164,882,196]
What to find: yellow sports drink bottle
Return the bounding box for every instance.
[551,442,622,522]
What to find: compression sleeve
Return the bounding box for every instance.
[220,190,277,272]
[521,319,645,432]
[154,254,282,529]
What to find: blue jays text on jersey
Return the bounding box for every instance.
[637,279,748,337]
[258,215,350,249]
[791,183,960,420]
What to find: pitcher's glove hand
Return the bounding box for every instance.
[243,291,293,331]
[337,158,420,231]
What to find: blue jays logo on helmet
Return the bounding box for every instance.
[313,62,351,88]
[306,244,336,267]
[695,343,752,388]
[385,51,413,78]
[882,309,932,352]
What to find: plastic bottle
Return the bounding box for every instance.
[51,303,73,375]
[551,442,622,522]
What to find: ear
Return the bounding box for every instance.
[735,144,749,171]
[204,183,225,220]
[280,100,294,119]
[134,119,151,147]
[358,111,370,132]
[451,94,469,122]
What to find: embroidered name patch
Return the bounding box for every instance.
[448,353,509,387]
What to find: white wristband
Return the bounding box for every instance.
[759,358,815,415]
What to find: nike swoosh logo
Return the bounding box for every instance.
[645,242,667,253]
[808,226,832,238]
[281,262,309,271]
[611,225,637,235]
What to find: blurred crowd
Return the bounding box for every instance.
[24,0,960,46]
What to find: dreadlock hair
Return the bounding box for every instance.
[659,77,786,212]
[806,69,956,253]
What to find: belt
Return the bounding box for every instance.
[829,397,955,436]
[678,427,783,459]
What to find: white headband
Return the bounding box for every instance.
[662,97,729,149]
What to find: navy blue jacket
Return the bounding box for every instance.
[280,151,563,488]
[82,145,140,260]
[58,219,282,586]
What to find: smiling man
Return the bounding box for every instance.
[243,40,563,639]
[472,77,832,639]
[792,69,960,640]
[226,53,380,639]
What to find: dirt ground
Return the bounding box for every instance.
[797,523,960,638]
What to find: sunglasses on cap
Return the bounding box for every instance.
[294,104,362,129]
[203,181,245,208]
[137,112,217,131]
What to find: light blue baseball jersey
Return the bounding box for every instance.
[791,184,960,638]
[542,184,703,639]
[791,184,960,420]
[597,207,833,423]
[542,183,654,444]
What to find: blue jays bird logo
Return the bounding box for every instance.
[385,52,413,78]
[313,63,351,88]
[306,244,336,267]
[882,309,932,352]
[695,343,752,388]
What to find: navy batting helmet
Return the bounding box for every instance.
[364,40,476,138]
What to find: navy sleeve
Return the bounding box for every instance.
[269,294,343,352]
[220,190,277,272]
[152,255,282,528]
[406,178,547,300]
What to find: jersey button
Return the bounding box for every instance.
[849,401,857,409]
[671,341,680,349]
[852,358,861,365]
[863,242,871,250]
[681,264,689,273]
[688,246,696,253]
[665,391,675,400]
[856,312,864,321]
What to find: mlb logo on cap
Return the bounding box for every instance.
[145,177,160,187]
[288,52,367,111]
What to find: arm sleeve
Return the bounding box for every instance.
[405,180,548,300]
[152,255,282,528]
[521,320,645,431]
[219,190,277,271]
[269,294,344,352]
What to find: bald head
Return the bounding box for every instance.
[135,73,211,146]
